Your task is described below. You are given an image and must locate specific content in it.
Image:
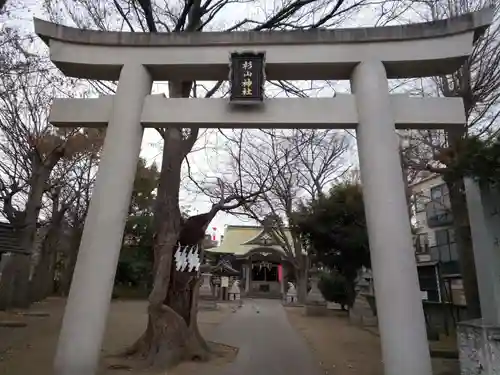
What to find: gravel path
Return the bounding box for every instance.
[202,299,324,375]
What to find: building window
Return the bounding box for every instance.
[430,228,459,275]
[417,264,441,302]
[430,184,449,205]
[415,233,429,253]
[426,184,452,228]
[413,193,426,213]
[435,228,449,246]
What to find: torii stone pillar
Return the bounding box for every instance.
[33,8,493,375]
[54,64,152,375]
[352,60,432,375]
[458,179,500,373]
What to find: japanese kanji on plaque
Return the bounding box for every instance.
[229,52,265,103]
[174,244,201,273]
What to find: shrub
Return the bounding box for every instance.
[318,271,349,309]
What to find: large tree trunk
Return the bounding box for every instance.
[10,175,47,308]
[59,227,83,296]
[30,214,65,302]
[31,192,66,302]
[443,122,481,319]
[345,279,357,308]
[295,266,308,304]
[445,176,481,319]
[124,71,219,367]
[294,251,309,304]
[0,153,62,308]
[131,269,209,368]
[126,128,212,368]
[30,241,57,302]
[127,223,212,368]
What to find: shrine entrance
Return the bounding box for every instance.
[206,225,296,299]
[251,260,279,288]
[247,251,283,297]
[34,8,492,375]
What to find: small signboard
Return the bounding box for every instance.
[229,52,265,103]
[221,276,229,288]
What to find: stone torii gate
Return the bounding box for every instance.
[34,9,492,375]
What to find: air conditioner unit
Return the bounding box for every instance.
[416,253,431,262]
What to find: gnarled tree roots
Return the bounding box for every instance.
[122,304,211,369]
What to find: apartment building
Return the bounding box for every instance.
[409,173,466,306]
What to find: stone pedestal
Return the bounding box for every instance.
[349,293,378,327]
[198,272,217,311]
[465,179,500,325]
[199,273,213,297]
[458,319,500,375]
[228,280,241,300]
[460,181,500,374]
[286,282,298,304]
[305,270,327,316]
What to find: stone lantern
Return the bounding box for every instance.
[305,267,327,316]
[198,264,217,310]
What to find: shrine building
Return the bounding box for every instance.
[205,225,296,299]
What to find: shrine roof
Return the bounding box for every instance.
[211,259,240,276]
[206,225,293,256]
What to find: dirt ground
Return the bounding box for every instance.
[285,307,460,375]
[1,298,461,375]
[0,297,236,375]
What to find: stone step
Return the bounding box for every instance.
[246,292,283,300]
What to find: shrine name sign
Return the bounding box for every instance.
[229,52,265,103]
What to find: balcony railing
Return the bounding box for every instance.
[426,201,453,228]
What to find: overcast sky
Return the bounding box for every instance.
[2,0,422,240]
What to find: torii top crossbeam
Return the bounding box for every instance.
[34,8,492,81]
[34,8,493,130]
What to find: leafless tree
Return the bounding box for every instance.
[0,0,18,14]
[30,135,102,301]
[0,37,103,308]
[55,151,101,296]
[196,128,349,303]
[391,0,499,319]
